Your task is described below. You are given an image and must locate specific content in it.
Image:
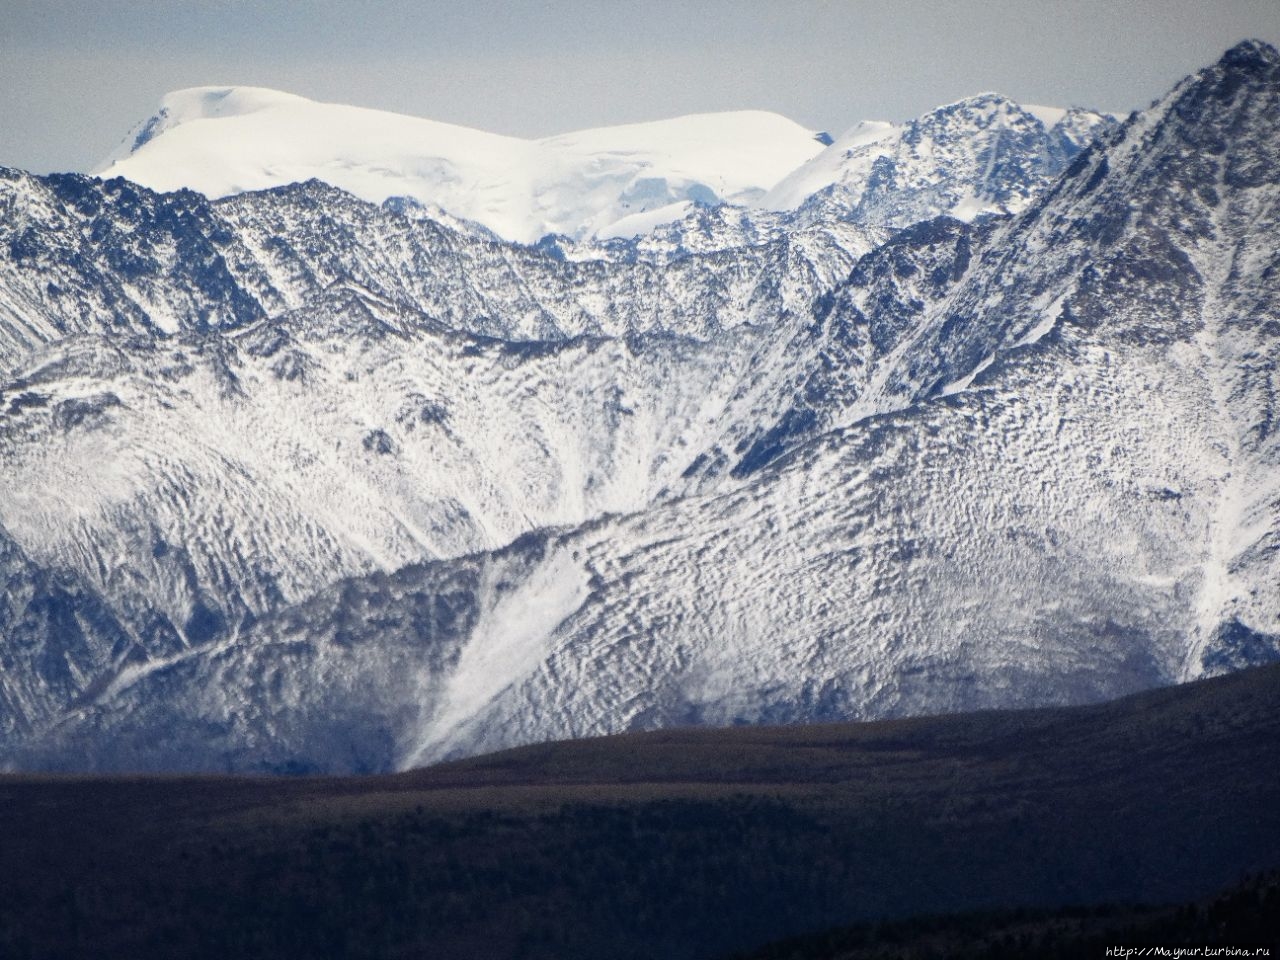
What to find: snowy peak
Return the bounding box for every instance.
[1125,34,1280,181]
[1127,37,1280,160]
[1051,105,1121,152]
[1218,37,1280,72]
[1159,37,1280,113]
[95,87,826,243]
[96,87,321,170]
[761,92,1117,226]
[141,86,310,135]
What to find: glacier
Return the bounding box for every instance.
[94,86,829,244]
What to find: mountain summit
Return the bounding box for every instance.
[761,93,1117,226]
[1218,37,1280,71]
[94,87,827,243]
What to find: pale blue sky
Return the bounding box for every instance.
[3,0,1279,174]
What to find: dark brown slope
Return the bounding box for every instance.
[1,663,1279,960]
[732,869,1280,960]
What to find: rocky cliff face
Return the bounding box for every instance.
[763,95,1118,227]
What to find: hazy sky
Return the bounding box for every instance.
[4,0,1280,175]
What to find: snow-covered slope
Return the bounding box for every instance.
[2,43,1278,773]
[95,87,827,243]
[0,170,883,744]
[761,94,1117,226]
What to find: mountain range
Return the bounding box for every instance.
[1,40,1278,773]
[93,84,1115,242]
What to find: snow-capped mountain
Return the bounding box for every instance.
[94,86,829,243]
[761,94,1118,226]
[93,85,1116,245]
[2,42,1279,772]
